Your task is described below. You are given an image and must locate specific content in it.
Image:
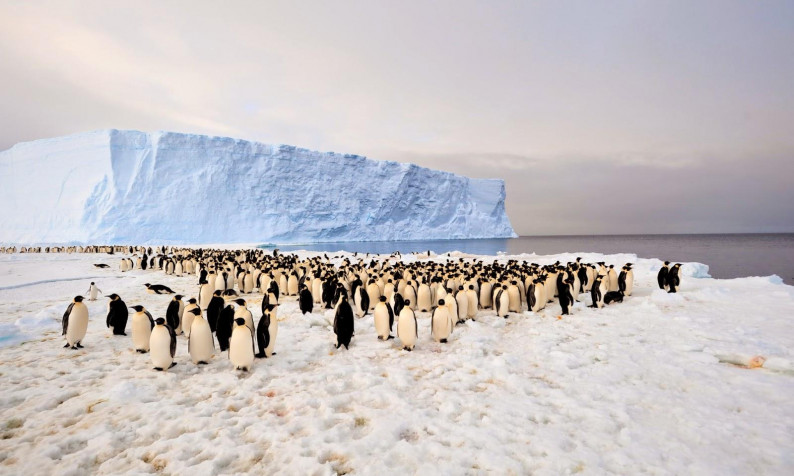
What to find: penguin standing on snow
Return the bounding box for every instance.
[558,278,575,316]
[373,295,394,340]
[229,318,255,371]
[397,299,418,351]
[298,285,313,315]
[106,294,128,335]
[657,262,671,290]
[85,282,102,301]
[206,290,225,333]
[165,295,184,332]
[255,304,278,358]
[62,296,89,349]
[431,299,454,343]
[188,307,214,364]
[131,305,155,352]
[150,318,177,371]
[494,284,510,318]
[590,275,606,308]
[667,263,682,293]
[216,301,236,352]
[333,297,355,350]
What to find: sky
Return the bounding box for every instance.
[1,0,792,235]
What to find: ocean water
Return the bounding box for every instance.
[265,234,794,285]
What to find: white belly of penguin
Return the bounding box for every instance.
[150,328,173,369]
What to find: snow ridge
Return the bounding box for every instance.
[0,130,516,244]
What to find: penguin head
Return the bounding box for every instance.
[469,284,474,290]
[234,317,246,327]
[438,299,445,306]
[664,261,670,266]
[106,294,118,300]
[213,290,222,296]
[144,283,151,287]
[175,294,183,300]
[404,299,411,306]
[155,318,165,325]
[234,298,246,306]
[74,296,84,303]
[90,281,95,285]
[189,308,201,315]
[379,296,386,302]
[188,298,197,304]
[131,305,144,312]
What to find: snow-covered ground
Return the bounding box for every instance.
[0,250,793,475]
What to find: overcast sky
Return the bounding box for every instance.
[1,0,792,235]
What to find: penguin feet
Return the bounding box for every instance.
[169,362,177,369]
[504,315,509,319]
[440,339,448,344]
[63,343,71,348]
[255,352,266,359]
[198,361,209,365]
[76,343,84,348]
[387,335,394,340]
[71,345,79,350]
[154,367,163,371]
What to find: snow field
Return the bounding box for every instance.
[0,251,793,475]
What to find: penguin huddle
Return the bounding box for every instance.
[60,245,673,367]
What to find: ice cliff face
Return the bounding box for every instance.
[0,130,516,244]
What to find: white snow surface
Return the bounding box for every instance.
[1,251,793,475]
[0,130,516,244]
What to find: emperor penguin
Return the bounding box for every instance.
[590,275,606,309]
[465,285,478,319]
[106,293,128,336]
[333,297,355,350]
[657,261,671,291]
[256,304,278,358]
[397,300,418,351]
[479,279,493,309]
[373,296,394,340]
[242,271,254,294]
[182,298,199,337]
[495,284,510,318]
[198,280,213,310]
[287,272,299,296]
[667,263,682,293]
[150,318,177,370]
[353,284,370,318]
[62,296,89,349]
[607,265,619,292]
[229,317,255,371]
[166,295,184,334]
[403,281,417,310]
[558,278,575,316]
[455,286,468,324]
[85,282,102,301]
[131,305,155,352]
[416,280,432,312]
[431,299,454,343]
[206,290,225,333]
[233,298,254,330]
[215,272,228,292]
[216,301,236,352]
[507,281,521,313]
[299,285,313,315]
[623,264,635,296]
[366,280,382,311]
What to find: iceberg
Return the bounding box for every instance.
[0,130,516,244]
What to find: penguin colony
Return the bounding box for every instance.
[54,245,683,371]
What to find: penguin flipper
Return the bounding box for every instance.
[62,303,74,335]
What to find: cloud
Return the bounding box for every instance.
[0,0,792,234]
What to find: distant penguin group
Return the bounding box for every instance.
[58,245,687,371]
